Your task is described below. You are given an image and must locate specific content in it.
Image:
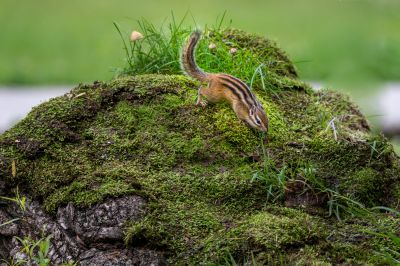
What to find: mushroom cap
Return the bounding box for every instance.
[229,47,238,54]
[130,31,143,42]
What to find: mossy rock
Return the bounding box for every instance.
[1,29,399,264]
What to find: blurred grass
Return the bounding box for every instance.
[0,0,400,86]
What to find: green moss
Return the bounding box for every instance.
[43,162,143,211]
[340,168,381,205]
[212,104,259,151]
[0,30,399,264]
[239,209,325,250]
[259,96,291,142]
[394,184,400,203]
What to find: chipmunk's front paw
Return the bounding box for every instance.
[195,100,208,107]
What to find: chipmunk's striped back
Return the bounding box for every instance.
[181,30,269,132]
[218,74,262,110]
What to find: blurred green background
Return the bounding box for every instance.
[1,0,399,88]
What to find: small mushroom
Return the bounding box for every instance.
[229,48,238,55]
[130,31,143,42]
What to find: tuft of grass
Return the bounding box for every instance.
[295,162,371,220]
[113,14,303,93]
[14,234,52,266]
[251,138,287,203]
[0,187,26,212]
[0,187,26,228]
[113,13,192,77]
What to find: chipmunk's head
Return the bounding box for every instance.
[246,105,269,132]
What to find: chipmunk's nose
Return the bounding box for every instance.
[260,125,268,133]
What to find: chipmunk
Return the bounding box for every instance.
[181,30,269,132]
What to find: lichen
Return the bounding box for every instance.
[0,29,399,264]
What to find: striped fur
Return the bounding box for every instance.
[219,74,257,108]
[181,30,208,82]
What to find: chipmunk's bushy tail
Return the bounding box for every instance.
[181,30,208,82]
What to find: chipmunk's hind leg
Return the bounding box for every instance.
[196,86,208,107]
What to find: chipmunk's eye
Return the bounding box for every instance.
[255,117,261,125]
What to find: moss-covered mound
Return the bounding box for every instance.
[1,29,399,264]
